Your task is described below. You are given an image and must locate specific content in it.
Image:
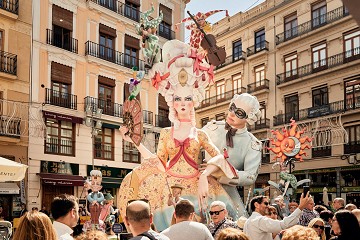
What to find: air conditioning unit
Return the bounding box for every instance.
[356,153,360,161]
[349,155,356,164]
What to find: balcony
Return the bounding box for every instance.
[249,118,270,131]
[273,99,357,126]
[0,115,20,138]
[276,6,349,45]
[123,3,140,22]
[277,48,360,85]
[198,87,247,109]
[46,29,78,54]
[0,0,19,14]
[155,114,171,128]
[312,147,331,158]
[143,110,153,125]
[247,41,269,57]
[247,79,270,94]
[158,24,175,40]
[344,141,360,154]
[84,96,123,118]
[85,41,145,71]
[216,52,246,70]
[45,88,77,110]
[0,51,17,75]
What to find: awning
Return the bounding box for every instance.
[0,182,20,194]
[102,177,122,189]
[37,173,85,186]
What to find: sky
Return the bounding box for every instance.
[184,0,266,42]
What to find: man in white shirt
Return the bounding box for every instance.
[162,199,213,240]
[51,194,79,240]
[243,192,310,240]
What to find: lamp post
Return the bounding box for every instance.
[85,103,103,170]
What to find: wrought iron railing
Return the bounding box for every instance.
[123,3,140,22]
[0,115,20,138]
[277,48,360,85]
[247,79,270,93]
[276,6,349,45]
[247,41,269,56]
[46,29,78,54]
[198,87,246,109]
[344,141,360,154]
[0,0,19,14]
[84,96,123,117]
[85,41,145,71]
[312,147,332,158]
[45,88,77,110]
[45,138,74,156]
[0,51,17,75]
[216,52,246,70]
[143,110,153,125]
[158,24,175,40]
[155,114,171,128]
[249,118,270,131]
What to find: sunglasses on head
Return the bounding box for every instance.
[209,209,225,216]
[313,224,325,230]
[229,103,248,119]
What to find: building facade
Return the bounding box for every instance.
[0,0,32,220]
[195,0,360,205]
[28,0,187,212]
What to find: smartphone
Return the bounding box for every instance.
[303,186,310,196]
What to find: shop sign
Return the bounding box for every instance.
[308,105,330,118]
[43,111,83,124]
[43,179,76,186]
[293,167,337,174]
[296,187,336,193]
[41,161,79,175]
[87,165,131,178]
[341,186,360,192]
[340,165,360,171]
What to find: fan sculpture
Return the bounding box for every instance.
[122,99,143,146]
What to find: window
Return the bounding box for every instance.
[98,83,114,116]
[0,30,3,52]
[124,0,140,22]
[45,119,75,156]
[345,125,360,146]
[261,140,270,164]
[285,94,299,122]
[344,30,360,59]
[312,86,328,107]
[255,29,265,52]
[345,78,360,110]
[259,102,266,120]
[216,80,225,101]
[50,62,72,108]
[254,65,265,87]
[123,141,141,163]
[201,117,209,127]
[312,132,331,157]
[159,4,173,40]
[312,43,327,70]
[99,0,116,11]
[284,13,297,39]
[0,91,3,116]
[99,24,116,61]
[124,35,140,68]
[312,1,327,28]
[215,113,225,121]
[52,5,73,51]
[233,39,243,61]
[284,53,297,79]
[94,128,114,160]
[232,73,242,92]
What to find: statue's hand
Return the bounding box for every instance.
[119,127,133,143]
[198,163,207,173]
[198,174,209,210]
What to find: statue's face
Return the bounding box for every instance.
[173,85,194,119]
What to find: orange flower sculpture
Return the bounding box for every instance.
[268,118,312,163]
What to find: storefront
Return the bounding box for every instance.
[0,182,21,220]
[38,161,84,211]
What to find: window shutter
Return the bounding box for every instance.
[51,62,72,84]
[126,0,140,6]
[125,35,140,50]
[52,5,73,30]
[98,76,116,87]
[159,4,172,25]
[158,94,168,110]
[99,24,117,38]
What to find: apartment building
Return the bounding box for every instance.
[28,0,187,211]
[196,0,360,205]
[0,0,32,220]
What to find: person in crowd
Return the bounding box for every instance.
[207,201,240,238]
[288,202,298,214]
[75,230,108,240]
[308,217,326,240]
[330,210,360,240]
[236,216,247,231]
[78,206,87,216]
[216,228,250,240]
[51,194,80,240]
[162,199,213,240]
[13,211,57,240]
[332,198,345,212]
[265,206,278,220]
[243,192,310,240]
[274,196,288,218]
[319,210,334,240]
[20,203,28,217]
[39,205,50,216]
[124,200,169,240]
[351,209,360,225]
[298,196,319,226]
[32,207,39,212]
[314,205,327,215]
[167,184,184,207]
[281,225,318,240]
[345,203,357,211]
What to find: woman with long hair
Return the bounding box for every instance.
[330,210,360,240]
[308,217,326,240]
[13,211,57,240]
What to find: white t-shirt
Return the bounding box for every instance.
[162,221,213,240]
[53,221,73,240]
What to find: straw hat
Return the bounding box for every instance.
[171,183,184,190]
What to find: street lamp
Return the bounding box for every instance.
[85,104,103,169]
